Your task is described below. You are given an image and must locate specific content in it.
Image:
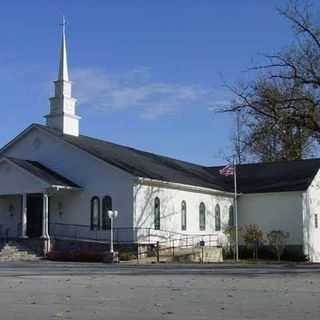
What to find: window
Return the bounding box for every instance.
[154,197,160,230]
[102,196,112,230]
[199,202,206,231]
[90,196,100,230]
[215,204,221,231]
[181,201,187,231]
[228,205,234,227]
[315,214,318,229]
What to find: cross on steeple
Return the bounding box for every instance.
[45,17,80,137]
[60,16,66,34]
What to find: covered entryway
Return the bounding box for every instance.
[0,157,80,247]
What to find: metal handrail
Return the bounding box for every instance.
[48,222,220,247]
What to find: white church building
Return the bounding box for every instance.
[0,25,320,262]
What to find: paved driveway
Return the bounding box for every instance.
[0,261,319,319]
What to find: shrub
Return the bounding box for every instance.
[267,230,289,261]
[119,250,137,261]
[242,224,264,259]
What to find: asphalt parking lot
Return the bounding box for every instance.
[0,261,320,319]
[0,260,320,276]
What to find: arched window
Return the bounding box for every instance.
[154,197,160,230]
[102,196,112,230]
[90,196,100,230]
[199,202,206,231]
[181,201,187,231]
[228,205,234,227]
[215,204,221,231]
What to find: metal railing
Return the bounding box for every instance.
[48,222,220,248]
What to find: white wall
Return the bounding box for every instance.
[0,160,48,195]
[0,195,21,238]
[303,170,320,262]
[133,181,234,245]
[238,191,303,245]
[2,127,135,240]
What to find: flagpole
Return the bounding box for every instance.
[234,158,239,262]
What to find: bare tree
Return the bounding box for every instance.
[242,224,264,260]
[221,1,320,161]
[267,230,290,261]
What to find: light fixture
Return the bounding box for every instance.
[108,210,118,220]
[9,204,15,217]
[108,210,119,254]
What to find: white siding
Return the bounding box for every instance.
[133,181,233,245]
[238,192,303,245]
[0,160,48,195]
[303,170,320,262]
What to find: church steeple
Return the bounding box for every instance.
[45,17,80,137]
[58,17,69,82]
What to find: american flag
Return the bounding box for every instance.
[219,164,234,176]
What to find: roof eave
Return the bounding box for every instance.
[135,176,235,196]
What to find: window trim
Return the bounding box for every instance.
[181,200,187,231]
[215,204,221,231]
[199,202,206,231]
[90,196,100,231]
[154,197,160,230]
[102,195,112,230]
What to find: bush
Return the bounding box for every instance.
[242,224,264,259]
[267,230,289,262]
[119,250,137,261]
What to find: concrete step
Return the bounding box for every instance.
[1,247,36,256]
[0,241,41,261]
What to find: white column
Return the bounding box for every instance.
[41,193,50,239]
[21,194,28,238]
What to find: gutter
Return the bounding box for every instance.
[135,177,235,197]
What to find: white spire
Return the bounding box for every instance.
[58,16,69,81]
[45,17,80,137]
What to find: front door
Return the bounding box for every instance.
[26,194,43,238]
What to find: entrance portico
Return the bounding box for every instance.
[0,157,80,254]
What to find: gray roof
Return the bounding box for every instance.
[7,157,80,189]
[34,124,232,192]
[18,124,320,193]
[208,159,320,193]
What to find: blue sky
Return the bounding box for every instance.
[0,1,314,165]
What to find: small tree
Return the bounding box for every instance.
[267,230,289,262]
[224,225,242,261]
[242,224,264,260]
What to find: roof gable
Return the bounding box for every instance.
[2,157,80,189]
